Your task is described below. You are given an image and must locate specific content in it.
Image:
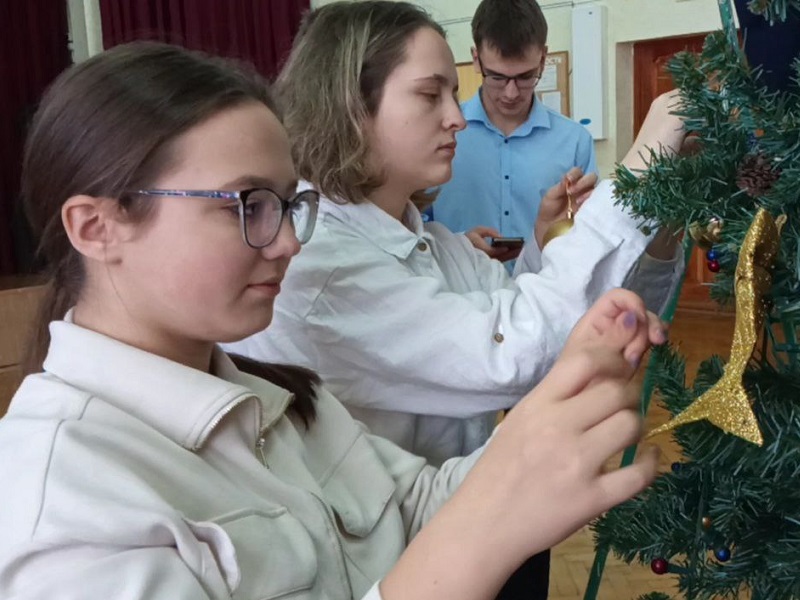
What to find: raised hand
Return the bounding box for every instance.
[381,289,662,600]
[534,167,598,249]
[456,288,661,558]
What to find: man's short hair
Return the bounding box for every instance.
[472,0,548,58]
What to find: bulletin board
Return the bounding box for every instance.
[455,62,483,102]
[455,51,571,117]
[536,51,571,117]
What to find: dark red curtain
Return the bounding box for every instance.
[0,2,71,276]
[99,0,310,79]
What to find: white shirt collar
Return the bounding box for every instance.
[316,195,429,260]
[43,315,293,450]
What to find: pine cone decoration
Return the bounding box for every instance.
[736,153,781,197]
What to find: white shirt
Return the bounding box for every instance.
[0,317,481,599]
[226,180,683,465]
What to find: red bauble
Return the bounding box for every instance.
[651,558,669,575]
[707,259,721,273]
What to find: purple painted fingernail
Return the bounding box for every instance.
[623,312,637,329]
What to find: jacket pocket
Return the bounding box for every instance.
[320,433,396,537]
[208,508,318,599]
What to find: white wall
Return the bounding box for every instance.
[312,0,729,176]
[66,0,102,63]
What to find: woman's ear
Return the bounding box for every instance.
[61,195,129,264]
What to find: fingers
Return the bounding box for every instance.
[579,403,642,462]
[465,230,493,252]
[572,173,597,204]
[568,290,665,371]
[563,166,583,184]
[592,445,660,512]
[495,246,523,262]
[530,346,637,407]
[620,309,668,368]
[483,247,511,260]
[541,178,567,209]
[558,288,650,372]
[568,171,598,192]
[595,289,648,320]
[562,378,639,432]
[617,311,651,368]
[564,170,597,209]
[466,227,519,261]
[647,311,668,346]
[468,226,501,239]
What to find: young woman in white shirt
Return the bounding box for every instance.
[228,0,687,465]
[0,40,664,600]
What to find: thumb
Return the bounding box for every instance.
[470,226,501,238]
[564,166,583,184]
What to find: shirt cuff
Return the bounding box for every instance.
[576,179,653,243]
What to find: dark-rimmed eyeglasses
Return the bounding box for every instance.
[478,57,542,90]
[130,187,320,249]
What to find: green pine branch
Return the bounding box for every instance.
[593,359,800,598]
[613,30,800,308]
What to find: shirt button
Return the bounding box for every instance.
[504,211,510,216]
[504,139,509,144]
[493,333,505,343]
[417,241,428,252]
[504,175,509,180]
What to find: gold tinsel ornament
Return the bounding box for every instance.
[647,208,783,446]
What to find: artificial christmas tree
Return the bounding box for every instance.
[587,1,800,598]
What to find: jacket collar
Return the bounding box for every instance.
[43,316,293,451]
[317,195,430,260]
[462,90,552,137]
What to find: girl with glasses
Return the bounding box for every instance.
[0,40,660,600]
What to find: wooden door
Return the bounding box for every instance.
[633,34,720,311]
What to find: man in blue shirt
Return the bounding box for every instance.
[433,3,595,597]
[432,0,597,262]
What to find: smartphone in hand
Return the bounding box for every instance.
[490,237,524,249]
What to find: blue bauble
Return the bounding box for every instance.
[706,249,719,261]
[715,547,731,562]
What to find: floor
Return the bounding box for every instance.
[548,309,736,600]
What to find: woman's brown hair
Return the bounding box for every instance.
[277,0,446,208]
[22,42,317,424]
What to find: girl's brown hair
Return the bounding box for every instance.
[22,42,317,423]
[277,0,445,208]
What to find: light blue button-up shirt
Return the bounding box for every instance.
[430,90,597,240]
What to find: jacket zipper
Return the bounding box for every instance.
[193,393,253,451]
[256,436,268,467]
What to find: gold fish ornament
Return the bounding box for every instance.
[647,208,784,446]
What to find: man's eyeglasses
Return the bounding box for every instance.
[130,187,320,249]
[478,57,542,90]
